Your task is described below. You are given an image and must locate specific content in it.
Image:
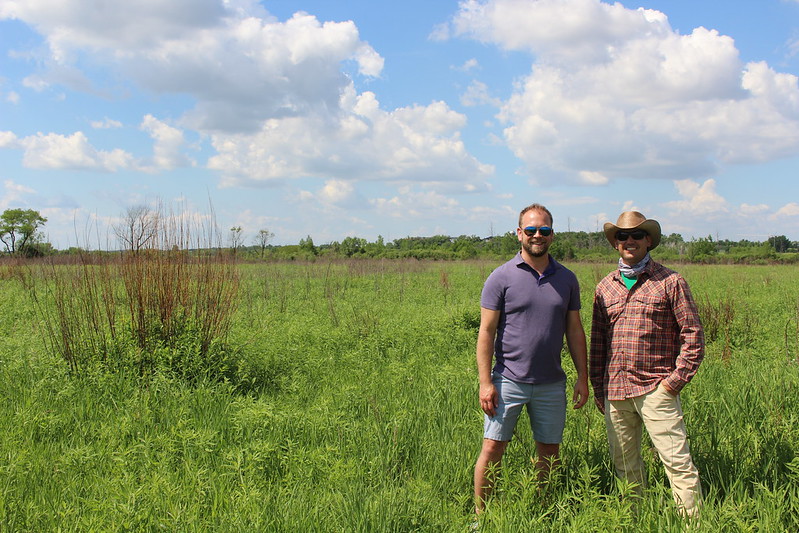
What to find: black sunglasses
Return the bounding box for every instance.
[615,230,648,241]
[522,226,553,237]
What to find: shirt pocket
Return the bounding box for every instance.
[631,292,673,327]
[604,295,627,322]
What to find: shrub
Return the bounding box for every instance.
[29,206,240,383]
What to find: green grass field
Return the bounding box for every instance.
[1,259,798,531]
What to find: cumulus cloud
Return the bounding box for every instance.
[208,87,493,189]
[663,178,729,216]
[139,115,192,170]
[370,187,462,219]
[0,131,19,148]
[739,203,770,216]
[0,179,36,210]
[1,0,494,193]
[296,179,367,211]
[657,179,799,239]
[3,120,192,173]
[1,1,384,133]
[461,80,501,107]
[447,0,799,184]
[19,131,133,171]
[774,202,799,218]
[317,180,358,206]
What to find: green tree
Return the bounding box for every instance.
[0,208,48,255]
[364,235,386,257]
[687,236,717,263]
[299,235,317,255]
[768,235,791,253]
[254,228,275,259]
[499,231,520,256]
[339,236,366,257]
[660,233,686,255]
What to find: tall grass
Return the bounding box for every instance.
[27,206,239,380]
[1,260,798,531]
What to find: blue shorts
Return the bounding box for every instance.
[483,372,567,444]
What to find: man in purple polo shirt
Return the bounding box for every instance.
[473,203,589,515]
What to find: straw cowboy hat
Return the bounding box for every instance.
[603,211,662,250]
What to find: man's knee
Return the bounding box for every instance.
[536,441,560,458]
[480,438,508,462]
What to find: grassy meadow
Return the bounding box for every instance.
[1,258,799,531]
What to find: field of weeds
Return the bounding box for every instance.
[1,258,798,531]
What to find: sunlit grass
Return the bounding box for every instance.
[0,259,798,531]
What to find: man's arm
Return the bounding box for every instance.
[589,292,609,413]
[477,307,501,417]
[565,309,589,409]
[662,275,705,394]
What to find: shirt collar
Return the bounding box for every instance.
[515,252,559,277]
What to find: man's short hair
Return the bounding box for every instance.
[518,203,553,228]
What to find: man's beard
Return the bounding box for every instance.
[523,240,549,258]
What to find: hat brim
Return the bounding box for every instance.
[603,219,661,250]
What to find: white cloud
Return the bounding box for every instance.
[2,118,190,174]
[19,131,133,171]
[0,131,19,148]
[1,1,494,193]
[139,115,192,170]
[448,0,799,184]
[621,201,639,213]
[577,170,608,185]
[774,202,799,218]
[21,75,50,92]
[453,58,480,72]
[318,179,358,205]
[370,187,462,219]
[739,203,770,216]
[655,179,799,240]
[3,179,34,195]
[90,117,122,129]
[663,178,729,216]
[208,87,493,189]
[461,80,501,107]
[296,179,366,211]
[5,91,19,104]
[0,179,36,210]
[2,2,384,133]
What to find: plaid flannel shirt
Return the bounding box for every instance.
[590,260,704,403]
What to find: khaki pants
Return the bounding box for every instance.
[605,385,702,517]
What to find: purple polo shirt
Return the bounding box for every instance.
[480,253,581,384]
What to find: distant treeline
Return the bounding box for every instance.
[234,231,798,264]
[22,231,799,264]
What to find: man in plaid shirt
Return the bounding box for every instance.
[590,211,704,518]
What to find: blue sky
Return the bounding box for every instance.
[1,0,798,248]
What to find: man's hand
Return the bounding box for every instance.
[479,383,498,417]
[660,381,678,396]
[572,378,589,409]
[593,396,605,414]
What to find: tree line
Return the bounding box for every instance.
[256,231,799,264]
[3,207,798,264]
